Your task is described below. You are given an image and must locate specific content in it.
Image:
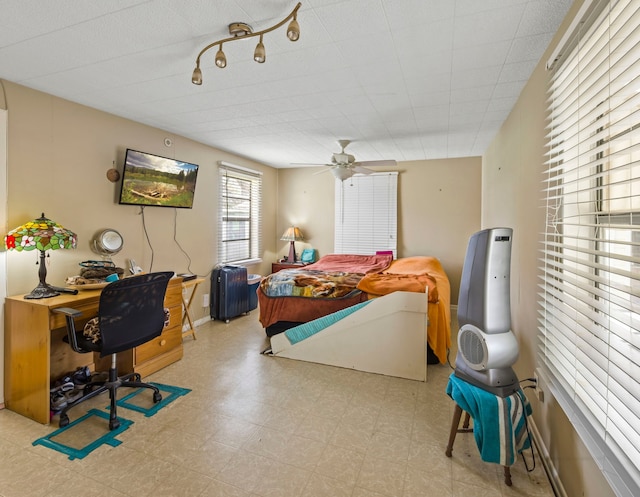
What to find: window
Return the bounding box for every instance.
[540,1,640,496]
[217,162,262,265]
[334,172,398,257]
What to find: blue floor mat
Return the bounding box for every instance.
[115,382,191,416]
[32,409,133,460]
[32,382,191,459]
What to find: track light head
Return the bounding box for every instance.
[191,66,202,85]
[287,17,300,41]
[254,35,266,63]
[215,46,227,68]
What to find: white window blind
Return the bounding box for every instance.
[217,162,262,265]
[334,172,397,257]
[540,1,640,496]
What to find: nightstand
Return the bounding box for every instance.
[272,262,305,273]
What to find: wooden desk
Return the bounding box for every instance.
[181,277,205,340]
[3,277,183,424]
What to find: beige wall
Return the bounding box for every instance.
[1,109,7,405]
[0,80,278,325]
[482,1,615,496]
[276,158,482,304]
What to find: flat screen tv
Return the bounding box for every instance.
[118,149,199,208]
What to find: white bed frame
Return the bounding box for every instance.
[269,291,429,381]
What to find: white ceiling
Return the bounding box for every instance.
[0,0,572,168]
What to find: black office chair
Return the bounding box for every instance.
[53,271,174,430]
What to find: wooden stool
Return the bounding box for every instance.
[445,403,512,486]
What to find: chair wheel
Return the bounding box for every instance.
[59,415,70,428]
[153,392,162,403]
[109,419,120,431]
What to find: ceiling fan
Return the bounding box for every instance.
[292,140,397,181]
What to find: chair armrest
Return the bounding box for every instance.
[52,307,85,353]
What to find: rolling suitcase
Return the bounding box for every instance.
[210,266,248,322]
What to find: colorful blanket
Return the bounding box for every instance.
[260,269,364,299]
[446,374,532,466]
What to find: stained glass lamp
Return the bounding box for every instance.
[4,213,77,299]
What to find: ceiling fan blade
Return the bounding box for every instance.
[354,160,397,168]
[352,165,374,174]
[312,168,333,176]
[290,162,330,167]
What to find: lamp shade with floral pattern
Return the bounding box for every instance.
[4,213,77,299]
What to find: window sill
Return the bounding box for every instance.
[222,258,262,267]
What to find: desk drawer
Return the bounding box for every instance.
[50,301,99,330]
[135,325,181,365]
[164,278,182,308]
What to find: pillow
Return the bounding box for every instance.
[83,308,171,343]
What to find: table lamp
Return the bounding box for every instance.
[4,213,77,299]
[280,226,304,262]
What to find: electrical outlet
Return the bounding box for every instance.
[202,293,210,307]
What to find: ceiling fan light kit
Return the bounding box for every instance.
[332,166,356,181]
[192,2,301,85]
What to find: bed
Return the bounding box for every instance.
[258,254,451,366]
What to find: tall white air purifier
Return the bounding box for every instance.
[455,228,520,397]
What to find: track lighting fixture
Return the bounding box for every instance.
[287,15,300,41]
[215,45,227,68]
[191,2,301,85]
[254,35,266,63]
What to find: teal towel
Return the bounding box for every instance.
[446,373,532,466]
[284,300,372,345]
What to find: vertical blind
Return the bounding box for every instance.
[540,1,640,496]
[334,172,397,257]
[217,162,262,265]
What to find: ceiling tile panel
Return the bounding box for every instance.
[0,0,574,167]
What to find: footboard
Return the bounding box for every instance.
[269,291,428,381]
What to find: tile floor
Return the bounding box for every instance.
[0,311,555,497]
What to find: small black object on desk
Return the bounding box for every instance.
[52,285,79,295]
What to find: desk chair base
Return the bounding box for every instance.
[445,404,512,486]
[59,354,162,431]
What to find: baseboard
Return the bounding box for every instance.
[528,417,567,497]
[194,316,210,328]
[182,316,210,333]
